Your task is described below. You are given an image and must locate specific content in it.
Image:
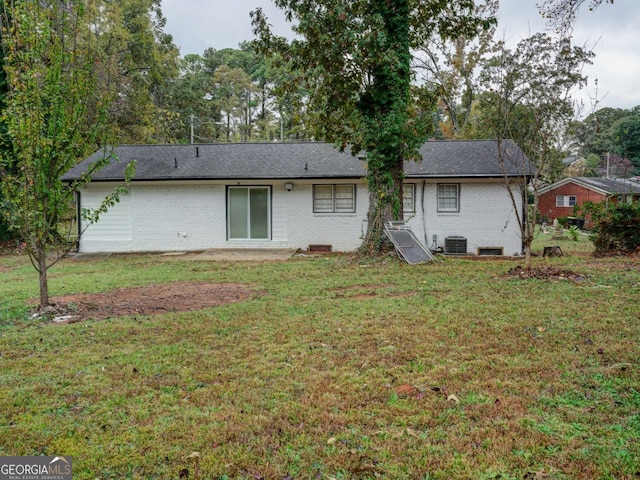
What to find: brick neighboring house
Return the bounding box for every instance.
[538,177,640,225]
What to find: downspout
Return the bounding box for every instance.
[522,178,528,255]
[605,193,614,209]
[75,191,82,251]
[422,180,428,246]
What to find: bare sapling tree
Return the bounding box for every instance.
[477,32,594,269]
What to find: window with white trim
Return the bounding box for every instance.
[556,195,577,207]
[313,184,356,213]
[403,184,416,213]
[437,183,460,212]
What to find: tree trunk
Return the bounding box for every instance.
[523,241,532,271]
[362,157,404,251]
[520,216,537,273]
[37,251,49,309]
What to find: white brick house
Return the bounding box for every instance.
[63,140,530,255]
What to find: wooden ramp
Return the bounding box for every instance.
[384,222,435,264]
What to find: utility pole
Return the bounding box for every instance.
[190,114,194,144]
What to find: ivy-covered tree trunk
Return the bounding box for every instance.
[358,0,411,249]
[362,164,405,250]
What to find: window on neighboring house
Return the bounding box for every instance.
[228,186,271,240]
[556,195,577,207]
[313,184,356,213]
[437,183,460,212]
[403,184,416,214]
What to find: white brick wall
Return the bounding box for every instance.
[404,180,523,255]
[284,182,369,252]
[78,178,523,254]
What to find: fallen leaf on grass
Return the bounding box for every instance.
[327,437,337,445]
[185,451,200,459]
[447,394,460,404]
[406,427,420,437]
[395,383,419,398]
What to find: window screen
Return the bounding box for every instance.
[437,184,460,212]
[313,185,355,213]
[403,184,416,213]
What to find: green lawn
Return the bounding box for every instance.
[0,236,638,479]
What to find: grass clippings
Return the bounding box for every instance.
[504,265,590,282]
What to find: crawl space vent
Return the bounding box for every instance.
[308,244,332,253]
[477,247,504,256]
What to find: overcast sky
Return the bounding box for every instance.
[160,0,640,112]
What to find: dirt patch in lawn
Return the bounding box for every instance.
[41,282,257,324]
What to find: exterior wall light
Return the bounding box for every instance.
[284,183,293,191]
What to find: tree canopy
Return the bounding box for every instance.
[570,105,640,176]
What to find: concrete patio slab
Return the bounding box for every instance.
[184,248,298,261]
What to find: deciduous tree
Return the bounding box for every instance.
[252,0,492,251]
[94,0,179,144]
[477,32,593,269]
[0,0,132,308]
[571,107,626,156]
[413,0,498,138]
[570,106,640,175]
[611,111,640,173]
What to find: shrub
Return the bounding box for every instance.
[580,201,640,253]
[568,225,579,241]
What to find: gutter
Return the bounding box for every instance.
[70,174,527,183]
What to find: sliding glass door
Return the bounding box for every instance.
[227,186,270,240]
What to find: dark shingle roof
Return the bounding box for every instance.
[573,177,640,194]
[62,140,530,182]
[539,176,640,195]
